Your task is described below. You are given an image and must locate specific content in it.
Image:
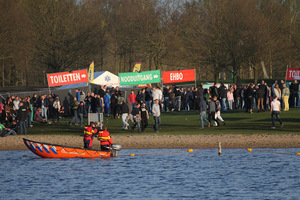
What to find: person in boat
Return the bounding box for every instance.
[83,122,98,149]
[97,126,113,151]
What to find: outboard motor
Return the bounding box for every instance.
[111,144,122,157]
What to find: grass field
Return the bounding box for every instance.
[28,108,300,136]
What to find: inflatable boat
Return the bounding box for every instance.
[23,138,122,158]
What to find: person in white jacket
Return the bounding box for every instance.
[152,99,161,133]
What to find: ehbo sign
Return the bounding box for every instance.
[163,69,195,84]
[286,68,300,81]
[47,69,89,87]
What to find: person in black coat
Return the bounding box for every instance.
[18,102,27,135]
[246,84,255,113]
[257,84,266,112]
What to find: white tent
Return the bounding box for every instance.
[90,71,120,86]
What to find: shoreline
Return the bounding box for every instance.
[1,134,300,151]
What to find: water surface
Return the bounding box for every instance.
[0,148,299,200]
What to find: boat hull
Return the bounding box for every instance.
[23,138,113,158]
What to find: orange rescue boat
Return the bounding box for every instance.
[23,138,122,158]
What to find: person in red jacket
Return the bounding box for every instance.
[97,126,113,151]
[128,90,137,111]
[83,122,97,149]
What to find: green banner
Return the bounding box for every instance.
[119,70,160,85]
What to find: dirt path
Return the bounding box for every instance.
[1,134,300,151]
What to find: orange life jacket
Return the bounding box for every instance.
[84,126,97,140]
[97,130,113,146]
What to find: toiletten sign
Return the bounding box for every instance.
[119,70,160,86]
[286,68,300,81]
[47,69,88,87]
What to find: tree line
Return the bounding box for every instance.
[0,0,299,87]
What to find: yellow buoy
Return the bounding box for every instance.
[188,149,193,152]
[296,153,300,155]
[247,148,252,152]
[130,153,135,156]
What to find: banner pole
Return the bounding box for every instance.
[285,65,288,83]
[194,68,197,88]
[46,73,51,94]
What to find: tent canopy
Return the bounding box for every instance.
[58,71,120,90]
[91,71,120,86]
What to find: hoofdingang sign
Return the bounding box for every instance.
[119,70,160,86]
[47,69,88,87]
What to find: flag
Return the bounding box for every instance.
[88,61,94,83]
[133,62,141,72]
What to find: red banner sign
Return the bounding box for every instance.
[286,68,300,81]
[47,69,88,87]
[163,69,195,84]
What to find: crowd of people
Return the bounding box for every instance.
[0,79,298,136]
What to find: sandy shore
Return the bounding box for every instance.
[1,134,300,151]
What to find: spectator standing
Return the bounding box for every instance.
[98,85,105,98]
[219,83,227,111]
[131,103,141,133]
[139,88,146,103]
[104,91,111,115]
[53,97,61,123]
[290,80,299,108]
[274,84,281,100]
[257,84,266,112]
[110,94,118,119]
[25,97,33,127]
[120,100,129,130]
[78,101,85,127]
[115,86,121,97]
[246,84,254,113]
[31,93,38,116]
[80,90,85,103]
[38,95,49,122]
[18,102,27,135]
[185,88,193,111]
[152,99,161,133]
[270,96,283,129]
[69,97,80,125]
[84,92,92,113]
[13,96,20,112]
[173,85,181,111]
[209,83,219,99]
[163,85,170,112]
[90,93,97,113]
[282,83,290,111]
[75,88,80,102]
[233,85,241,109]
[140,102,149,133]
[199,98,210,128]
[227,89,234,110]
[145,88,152,114]
[48,94,54,120]
[128,90,137,111]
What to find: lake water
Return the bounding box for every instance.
[1,148,299,200]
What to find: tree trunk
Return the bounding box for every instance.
[254,64,259,84]
[2,61,4,88]
[25,57,29,86]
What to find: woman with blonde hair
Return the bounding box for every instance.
[274,84,281,100]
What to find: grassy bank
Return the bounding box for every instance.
[27,108,300,136]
